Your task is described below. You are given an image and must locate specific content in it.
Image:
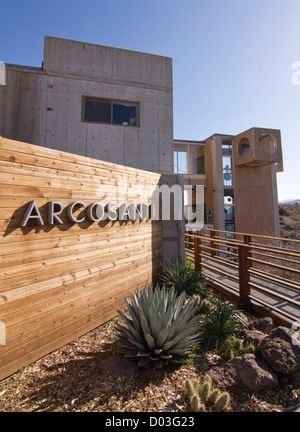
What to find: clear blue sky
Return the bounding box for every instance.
[1,0,299,201]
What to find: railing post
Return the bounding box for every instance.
[210,229,216,258]
[194,236,200,272]
[238,243,251,311]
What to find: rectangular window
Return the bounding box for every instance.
[174,149,187,174]
[174,142,205,175]
[83,97,139,126]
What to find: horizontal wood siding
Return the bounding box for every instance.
[0,137,162,380]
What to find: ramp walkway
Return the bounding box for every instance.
[185,229,300,327]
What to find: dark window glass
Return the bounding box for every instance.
[84,98,111,123]
[84,97,138,126]
[113,103,137,126]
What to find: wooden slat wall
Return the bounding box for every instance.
[0,137,162,380]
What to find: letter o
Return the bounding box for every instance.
[87,203,105,222]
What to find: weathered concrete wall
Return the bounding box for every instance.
[204,135,226,231]
[234,164,280,236]
[0,37,173,175]
[160,174,185,267]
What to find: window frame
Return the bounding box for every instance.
[82,96,140,127]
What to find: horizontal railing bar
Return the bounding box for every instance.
[203,228,300,245]
[201,262,239,282]
[249,268,300,291]
[248,295,299,322]
[186,234,243,247]
[194,236,300,259]
[196,243,238,258]
[203,272,240,294]
[187,228,300,325]
[251,250,300,267]
[189,233,300,259]
[249,281,300,307]
[249,242,300,258]
[249,256,300,275]
[201,252,239,270]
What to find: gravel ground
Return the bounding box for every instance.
[0,316,299,413]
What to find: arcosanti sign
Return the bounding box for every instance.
[20,201,152,227]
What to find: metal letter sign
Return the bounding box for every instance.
[20,201,44,226]
[19,200,151,227]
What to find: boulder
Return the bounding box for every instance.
[241,329,266,347]
[207,354,278,394]
[287,370,300,389]
[250,317,274,333]
[260,327,300,376]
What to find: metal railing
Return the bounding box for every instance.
[185,228,300,327]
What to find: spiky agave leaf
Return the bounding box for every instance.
[115,284,200,368]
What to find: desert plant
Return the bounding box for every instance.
[191,295,213,315]
[185,374,231,412]
[197,296,248,351]
[214,392,230,410]
[159,259,207,298]
[190,393,205,412]
[115,284,201,369]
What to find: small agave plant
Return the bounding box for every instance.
[115,284,200,369]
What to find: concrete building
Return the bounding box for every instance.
[0,36,173,174]
[175,127,283,237]
[0,36,283,240]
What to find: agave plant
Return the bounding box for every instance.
[159,259,207,298]
[115,284,200,369]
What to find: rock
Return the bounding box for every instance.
[250,317,274,333]
[241,329,266,346]
[287,370,300,389]
[207,354,278,394]
[260,327,300,376]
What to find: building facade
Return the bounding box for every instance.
[0,36,283,239]
[175,127,283,237]
[0,36,173,174]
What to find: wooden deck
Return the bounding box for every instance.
[186,230,300,327]
[201,256,300,326]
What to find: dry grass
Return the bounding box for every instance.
[280,204,300,244]
[0,315,299,413]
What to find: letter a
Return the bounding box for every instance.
[20,201,44,226]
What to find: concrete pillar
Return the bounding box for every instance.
[159,174,185,267]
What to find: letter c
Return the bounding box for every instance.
[67,201,85,223]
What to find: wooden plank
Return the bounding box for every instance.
[0,235,159,280]
[0,251,160,312]
[0,232,156,268]
[0,237,161,296]
[0,217,160,243]
[0,223,159,255]
[0,158,160,194]
[0,137,163,381]
[0,137,161,181]
[1,260,153,352]
[0,305,119,381]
